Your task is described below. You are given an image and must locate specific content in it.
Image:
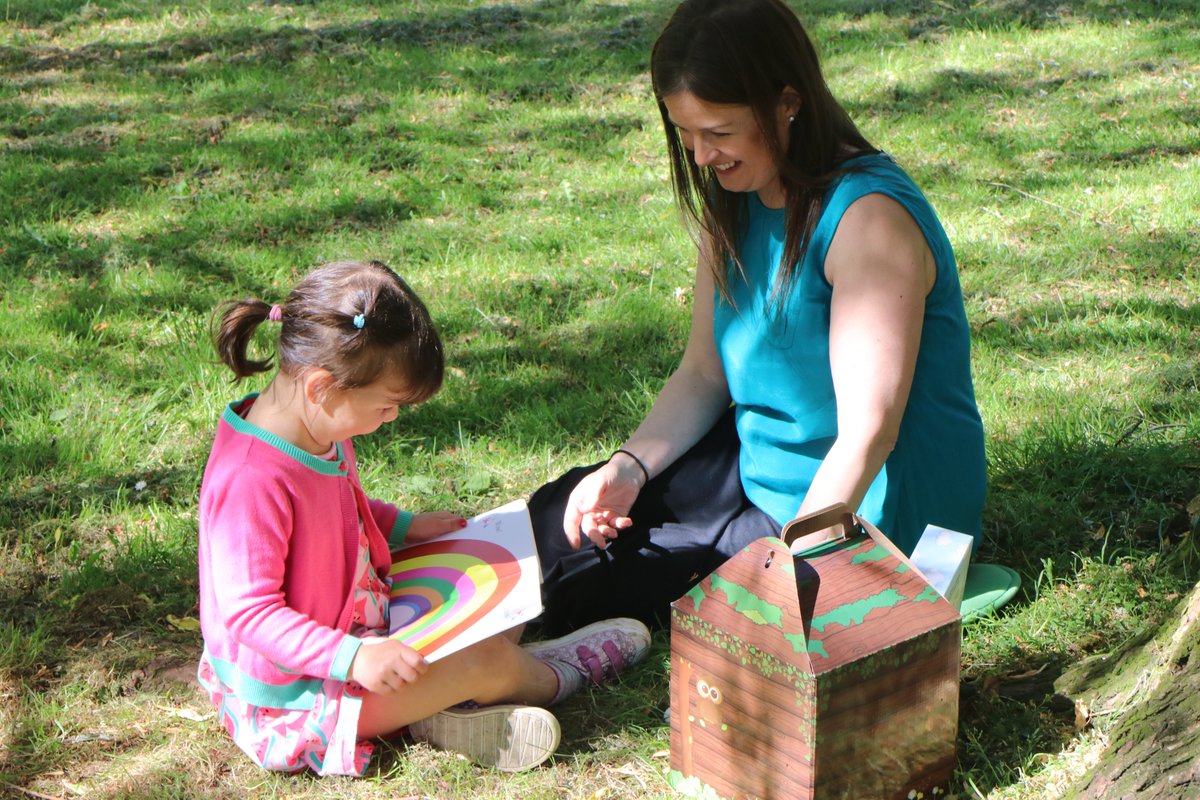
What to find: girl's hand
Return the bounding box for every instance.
[348,638,428,694]
[563,459,643,550]
[406,511,468,543]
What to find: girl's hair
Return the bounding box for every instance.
[650,0,876,303]
[213,260,444,404]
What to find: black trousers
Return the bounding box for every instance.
[528,409,782,635]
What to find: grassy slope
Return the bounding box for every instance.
[1,0,1197,797]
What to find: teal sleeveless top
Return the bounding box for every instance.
[712,153,986,554]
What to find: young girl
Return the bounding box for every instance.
[197,259,650,776]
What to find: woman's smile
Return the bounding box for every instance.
[662,90,790,207]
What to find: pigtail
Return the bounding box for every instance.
[213,299,276,380]
[213,260,443,400]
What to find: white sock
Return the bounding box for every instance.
[542,657,584,706]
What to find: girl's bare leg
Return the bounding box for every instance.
[357,633,557,739]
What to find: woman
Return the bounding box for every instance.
[529,0,986,634]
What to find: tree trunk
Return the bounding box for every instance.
[1057,579,1200,799]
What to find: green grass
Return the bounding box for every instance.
[1,0,1198,797]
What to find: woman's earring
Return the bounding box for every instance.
[789,115,796,124]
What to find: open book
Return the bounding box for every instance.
[387,498,543,662]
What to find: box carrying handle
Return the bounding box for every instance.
[781,502,909,565]
[781,503,857,551]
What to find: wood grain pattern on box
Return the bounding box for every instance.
[669,510,960,800]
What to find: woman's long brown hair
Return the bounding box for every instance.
[651,0,876,305]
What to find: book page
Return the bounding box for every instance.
[386,498,543,662]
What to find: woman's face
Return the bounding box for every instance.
[662,90,794,209]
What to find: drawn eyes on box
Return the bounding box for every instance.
[695,678,724,705]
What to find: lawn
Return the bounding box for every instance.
[1,0,1197,798]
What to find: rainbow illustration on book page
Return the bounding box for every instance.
[387,498,542,662]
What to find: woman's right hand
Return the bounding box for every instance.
[347,637,428,694]
[563,455,646,550]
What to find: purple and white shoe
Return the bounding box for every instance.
[523,618,651,703]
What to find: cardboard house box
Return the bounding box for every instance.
[669,505,962,800]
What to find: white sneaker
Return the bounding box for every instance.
[407,704,560,772]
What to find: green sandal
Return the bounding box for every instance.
[960,563,1022,622]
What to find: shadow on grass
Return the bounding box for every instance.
[0,658,203,795]
[0,462,197,537]
[404,286,684,446]
[953,422,1197,792]
[0,2,660,90]
[0,465,202,793]
[4,0,1196,275]
[974,293,1200,358]
[1,0,1194,406]
[848,56,1200,189]
[0,2,666,277]
[7,0,1197,32]
[984,434,1195,570]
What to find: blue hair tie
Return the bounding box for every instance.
[352,313,366,329]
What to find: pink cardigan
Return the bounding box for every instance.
[197,395,412,708]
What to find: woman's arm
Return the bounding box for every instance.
[564,243,732,549]
[794,192,935,521]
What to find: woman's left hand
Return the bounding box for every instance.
[406,511,468,543]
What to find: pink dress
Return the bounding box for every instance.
[197,504,391,776]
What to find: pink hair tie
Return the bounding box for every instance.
[268,304,283,322]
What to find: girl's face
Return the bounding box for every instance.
[310,372,408,443]
[662,90,795,209]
